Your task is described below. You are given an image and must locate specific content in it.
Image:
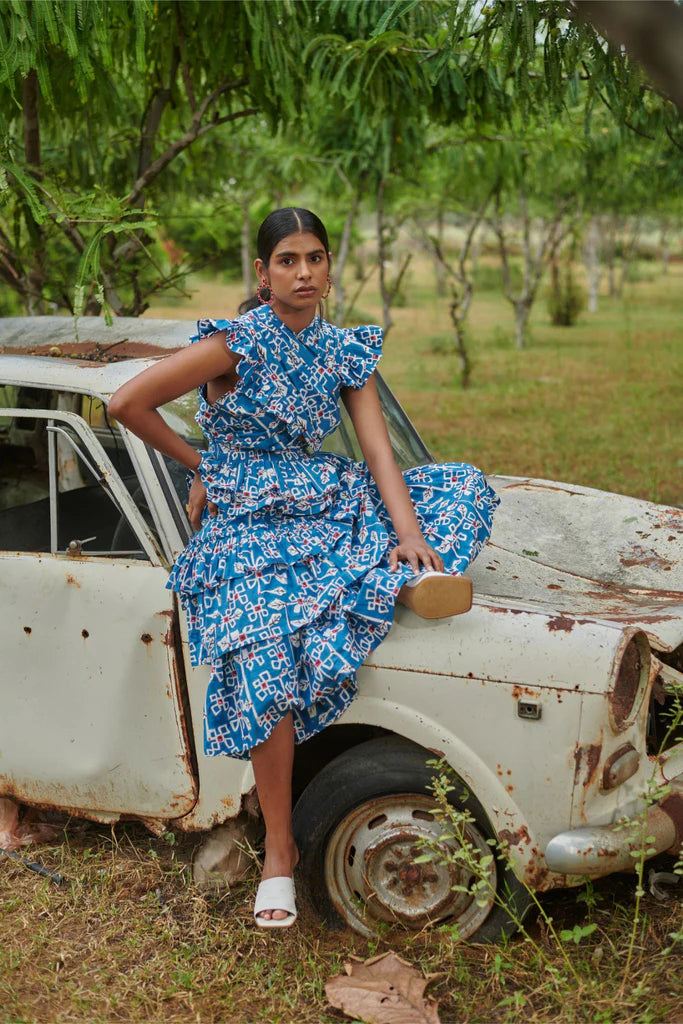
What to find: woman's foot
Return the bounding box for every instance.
[398,571,472,619]
[255,838,299,924]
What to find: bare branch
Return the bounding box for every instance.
[136,48,181,189]
[125,88,255,206]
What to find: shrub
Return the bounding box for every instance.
[547,260,586,326]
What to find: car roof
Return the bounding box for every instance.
[0,316,192,395]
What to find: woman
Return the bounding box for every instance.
[108,207,499,928]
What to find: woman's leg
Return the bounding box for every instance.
[249,712,299,921]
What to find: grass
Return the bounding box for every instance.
[1,821,681,1024]
[146,255,683,507]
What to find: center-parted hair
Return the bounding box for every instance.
[257,208,330,266]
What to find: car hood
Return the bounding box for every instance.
[470,476,683,652]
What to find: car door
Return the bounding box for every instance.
[0,391,197,820]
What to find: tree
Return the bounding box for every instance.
[0,0,310,316]
[2,0,679,321]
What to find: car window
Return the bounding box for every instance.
[0,385,157,558]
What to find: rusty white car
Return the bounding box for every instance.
[1,316,681,941]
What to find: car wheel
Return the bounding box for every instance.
[292,735,534,942]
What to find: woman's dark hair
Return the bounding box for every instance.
[256,208,330,266]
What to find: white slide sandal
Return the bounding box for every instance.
[254,876,297,929]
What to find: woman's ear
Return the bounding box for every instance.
[254,257,266,280]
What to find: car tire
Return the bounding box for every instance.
[292,735,534,942]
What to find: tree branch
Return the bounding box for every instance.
[136,48,181,191]
[125,78,252,206]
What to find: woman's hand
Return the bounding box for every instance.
[187,472,217,532]
[389,532,444,574]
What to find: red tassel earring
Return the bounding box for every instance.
[257,278,273,305]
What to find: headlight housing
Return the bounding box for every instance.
[609,632,650,732]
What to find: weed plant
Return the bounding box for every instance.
[412,693,683,1023]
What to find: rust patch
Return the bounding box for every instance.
[526,862,552,889]
[7,340,182,363]
[23,626,32,635]
[620,545,674,571]
[583,743,602,786]
[498,825,531,847]
[512,685,538,699]
[574,742,603,788]
[162,627,174,647]
[140,633,153,645]
[547,584,562,590]
[81,628,89,638]
[611,640,642,727]
[547,615,575,633]
[66,574,81,587]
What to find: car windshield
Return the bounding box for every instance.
[158,375,432,506]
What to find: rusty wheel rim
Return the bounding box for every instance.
[324,793,497,938]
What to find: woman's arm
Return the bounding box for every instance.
[342,376,444,575]
[108,331,235,471]
[109,331,237,530]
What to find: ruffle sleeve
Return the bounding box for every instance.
[337,324,383,389]
[191,317,256,370]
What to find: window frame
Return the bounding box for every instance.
[0,406,163,562]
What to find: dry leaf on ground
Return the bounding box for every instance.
[325,950,441,1024]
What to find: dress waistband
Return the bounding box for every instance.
[210,439,318,457]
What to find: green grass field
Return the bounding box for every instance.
[1,258,681,1023]
[147,255,682,507]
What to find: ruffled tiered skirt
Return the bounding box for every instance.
[167,448,499,758]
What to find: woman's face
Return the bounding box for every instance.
[255,231,329,314]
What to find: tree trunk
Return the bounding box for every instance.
[22,68,46,315]
[660,222,670,275]
[241,201,252,300]
[618,217,640,294]
[605,215,618,297]
[377,179,393,338]
[332,193,359,326]
[550,248,561,313]
[585,216,601,313]
[514,300,531,349]
[452,319,471,389]
[435,208,446,297]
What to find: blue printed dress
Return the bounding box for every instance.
[167,304,499,759]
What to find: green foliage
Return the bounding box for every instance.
[560,922,598,945]
[1,0,681,320]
